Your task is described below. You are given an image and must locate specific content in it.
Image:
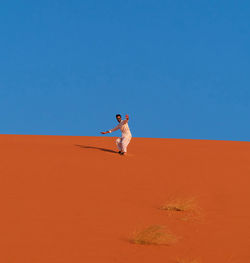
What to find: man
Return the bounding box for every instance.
[100,114,132,155]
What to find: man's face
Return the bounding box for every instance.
[116,116,121,123]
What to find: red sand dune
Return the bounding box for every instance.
[0,135,250,263]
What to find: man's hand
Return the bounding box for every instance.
[125,114,129,120]
[100,131,107,135]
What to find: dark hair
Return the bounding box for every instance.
[116,114,121,118]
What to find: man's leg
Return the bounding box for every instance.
[116,137,122,152]
[121,136,132,154]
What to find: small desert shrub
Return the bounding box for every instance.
[160,197,202,222]
[131,225,177,245]
[160,197,197,212]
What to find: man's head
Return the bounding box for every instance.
[116,114,122,123]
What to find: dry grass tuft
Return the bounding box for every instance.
[160,197,197,212]
[131,225,177,245]
[160,197,202,222]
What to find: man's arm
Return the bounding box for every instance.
[100,131,109,134]
[100,114,129,135]
[121,114,129,124]
[108,123,121,133]
[111,114,129,130]
[100,124,120,135]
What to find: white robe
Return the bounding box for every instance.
[108,119,132,152]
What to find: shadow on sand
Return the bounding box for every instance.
[75,144,118,154]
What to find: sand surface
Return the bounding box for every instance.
[0,135,250,263]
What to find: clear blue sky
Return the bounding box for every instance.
[1,0,249,140]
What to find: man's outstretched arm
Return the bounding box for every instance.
[100,131,109,134]
[100,114,129,135]
[100,124,120,134]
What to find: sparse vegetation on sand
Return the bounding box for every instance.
[160,197,203,222]
[131,225,177,245]
[160,197,198,212]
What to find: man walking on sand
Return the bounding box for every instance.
[100,114,132,155]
